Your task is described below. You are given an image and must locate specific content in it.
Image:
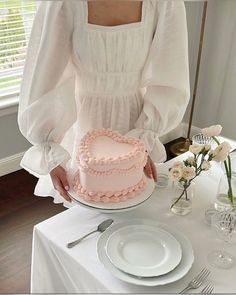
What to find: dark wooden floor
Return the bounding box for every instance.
[0,169,66,293]
[0,138,181,293]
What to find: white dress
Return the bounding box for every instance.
[18,0,190,207]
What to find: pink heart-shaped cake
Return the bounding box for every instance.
[72,128,147,203]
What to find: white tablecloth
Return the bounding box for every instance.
[31,153,236,293]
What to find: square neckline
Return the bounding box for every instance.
[84,1,146,31]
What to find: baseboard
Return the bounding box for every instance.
[0,124,202,177]
[0,152,24,177]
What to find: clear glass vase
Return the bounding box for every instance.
[170,182,195,216]
[214,172,236,211]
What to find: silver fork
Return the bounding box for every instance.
[201,284,214,294]
[179,268,210,293]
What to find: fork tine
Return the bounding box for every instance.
[202,284,209,293]
[194,268,206,281]
[201,284,214,294]
[209,286,214,293]
[179,269,211,294]
[197,268,210,282]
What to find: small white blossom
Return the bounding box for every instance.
[173,161,184,169]
[182,167,196,180]
[201,160,211,171]
[189,143,204,155]
[201,125,222,137]
[169,166,183,181]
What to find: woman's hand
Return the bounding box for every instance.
[50,165,71,202]
[144,155,157,182]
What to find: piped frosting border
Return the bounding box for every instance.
[77,152,148,176]
[77,128,146,165]
[72,173,147,203]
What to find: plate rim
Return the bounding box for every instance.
[105,224,182,277]
[97,219,194,286]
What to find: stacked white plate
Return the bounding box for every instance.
[97,219,194,286]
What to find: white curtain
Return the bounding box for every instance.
[184,0,236,140]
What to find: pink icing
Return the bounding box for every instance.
[77,128,145,165]
[73,128,148,203]
[72,175,147,203]
[76,153,147,176]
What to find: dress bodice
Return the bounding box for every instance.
[72,0,158,96]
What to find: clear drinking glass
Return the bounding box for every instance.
[155,173,169,189]
[192,133,216,147]
[207,211,236,269]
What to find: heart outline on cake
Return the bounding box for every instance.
[78,128,146,166]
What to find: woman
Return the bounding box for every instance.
[18,0,190,206]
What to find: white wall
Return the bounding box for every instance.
[184,0,236,141]
[0,112,30,159]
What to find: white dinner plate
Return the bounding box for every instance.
[106,225,182,277]
[97,219,194,286]
[68,176,155,213]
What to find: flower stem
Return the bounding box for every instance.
[185,189,188,201]
[171,189,186,209]
[228,155,232,179]
[171,182,190,209]
[212,136,220,145]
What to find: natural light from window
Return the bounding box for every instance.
[0,0,36,100]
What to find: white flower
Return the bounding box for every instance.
[201,160,211,171]
[204,144,211,152]
[201,125,222,137]
[182,167,196,180]
[186,156,195,165]
[212,142,231,162]
[169,166,183,181]
[189,143,204,155]
[173,161,184,169]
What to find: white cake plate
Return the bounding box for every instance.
[68,176,155,213]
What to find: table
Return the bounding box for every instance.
[31,153,236,293]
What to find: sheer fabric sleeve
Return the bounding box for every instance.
[127,1,190,163]
[18,1,77,178]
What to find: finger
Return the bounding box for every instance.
[54,177,71,202]
[59,169,70,191]
[51,175,59,190]
[150,160,157,182]
[58,185,72,202]
[144,162,153,179]
[146,158,154,179]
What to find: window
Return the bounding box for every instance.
[0,0,36,99]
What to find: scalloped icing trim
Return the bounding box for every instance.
[72,174,147,203]
[77,153,148,176]
[77,128,146,165]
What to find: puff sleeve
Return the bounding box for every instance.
[18,1,77,178]
[127,1,190,163]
